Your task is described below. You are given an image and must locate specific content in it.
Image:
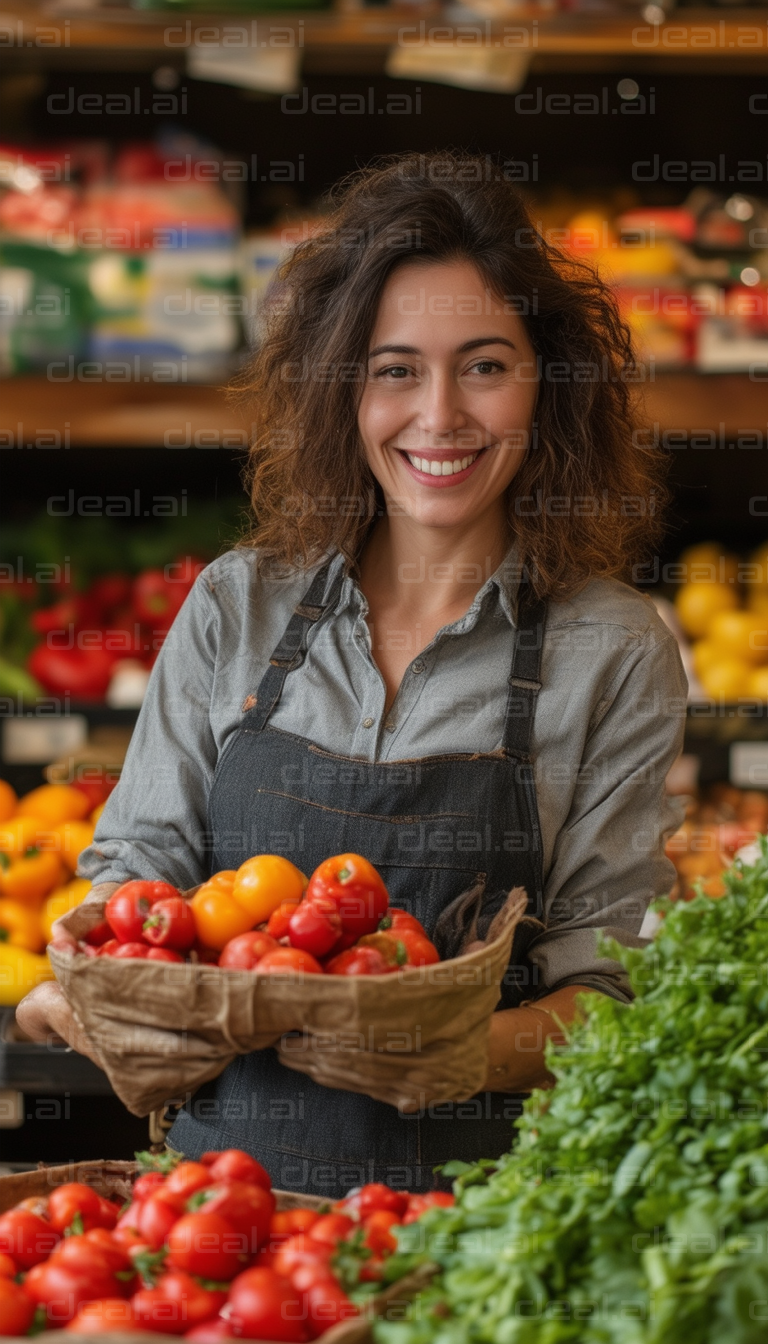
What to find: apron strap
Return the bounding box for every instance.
[502,597,546,760]
[244,558,343,732]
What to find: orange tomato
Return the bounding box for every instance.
[231,856,308,924]
[1,850,63,907]
[0,781,17,824]
[37,821,95,873]
[0,900,44,953]
[190,877,254,951]
[16,784,91,826]
[0,816,41,857]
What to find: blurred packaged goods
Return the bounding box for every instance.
[0,140,242,380]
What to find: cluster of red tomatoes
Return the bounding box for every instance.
[0,1148,453,1338]
[75,854,440,976]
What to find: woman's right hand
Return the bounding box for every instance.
[15,982,103,1067]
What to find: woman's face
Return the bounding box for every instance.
[358,258,538,532]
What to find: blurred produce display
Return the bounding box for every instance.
[0,780,111,1004]
[0,140,242,380]
[665,783,768,899]
[0,502,241,704]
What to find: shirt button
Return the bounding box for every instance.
[362,717,374,729]
[385,722,396,733]
[411,659,425,674]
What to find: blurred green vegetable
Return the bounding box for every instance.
[379,839,768,1344]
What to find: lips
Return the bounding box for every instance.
[397,446,489,487]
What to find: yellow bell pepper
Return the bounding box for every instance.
[0,944,54,1006]
[41,878,91,943]
[0,900,44,953]
[0,848,63,907]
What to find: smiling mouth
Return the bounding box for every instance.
[399,446,489,478]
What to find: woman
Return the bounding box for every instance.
[19,151,687,1197]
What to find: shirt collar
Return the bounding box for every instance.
[325,538,525,628]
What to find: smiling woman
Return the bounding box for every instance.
[19,150,687,1199]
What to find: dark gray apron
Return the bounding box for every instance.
[169,557,547,1197]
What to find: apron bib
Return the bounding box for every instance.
[169,558,547,1196]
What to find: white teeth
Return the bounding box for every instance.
[405,451,479,477]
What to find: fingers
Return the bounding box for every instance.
[15,983,103,1068]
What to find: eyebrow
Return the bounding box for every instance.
[368,337,517,359]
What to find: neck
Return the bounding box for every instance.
[357,505,513,617]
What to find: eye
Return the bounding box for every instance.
[372,364,412,380]
[468,359,504,376]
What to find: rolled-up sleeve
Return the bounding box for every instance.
[529,628,688,1003]
[77,570,221,891]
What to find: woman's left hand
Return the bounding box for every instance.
[482,985,593,1093]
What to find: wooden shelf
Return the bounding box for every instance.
[1,372,766,447]
[5,5,768,64]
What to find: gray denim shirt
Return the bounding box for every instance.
[78,544,688,1002]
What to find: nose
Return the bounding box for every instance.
[416,369,467,439]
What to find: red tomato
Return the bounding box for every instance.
[226,1267,307,1343]
[137,1192,184,1250]
[147,947,185,963]
[132,1172,167,1202]
[402,1191,455,1224]
[266,901,300,939]
[341,1184,408,1220]
[97,939,120,957]
[0,1278,34,1336]
[217,931,278,971]
[193,1182,274,1254]
[112,1227,147,1256]
[84,920,113,947]
[105,880,180,942]
[48,1182,103,1234]
[23,1261,123,1325]
[95,1196,121,1230]
[184,1320,235,1340]
[54,1230,132,1279]
[304,1276,359,1337]
[110,941,150,960]
[273,1234,332,1281]
[143,898,196,951]
[305,852,389,938]
[363,1209,399,1255]
[268,1209,319,1249]
[132,1270,226,1335]
[0,1207,59,1268]
[307,1214,355,1248]
[393,929,440,967]
[166,1212,246,1281]
[256,947,323,976]
[164,1163,214,1202]
[200,1150,271,1192]
[324,946,392,976]
[359,1255,387,1283]
[63,1297,139,1333]
[0,1252,16,1278]
[379,908,428,937]
[287,897,342,959]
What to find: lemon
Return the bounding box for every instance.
[707,610,766,666]
[675,582,738,639]
[746,666,768,701]
[698,657,751,701]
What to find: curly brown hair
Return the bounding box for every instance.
[239,150,667,601]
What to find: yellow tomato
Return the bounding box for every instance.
[16,784,91,825]
[691,641,722,681]
[0,816,42,857]
[0,900,44,953]
[40,821,95,873]
[698,657,751,701]
[0,944,54,1007]
[41,878,92,943]
[675,582,738,639]
[678,543,738,585]
[0,780,17,824]
[1,850,64,907]
[231,855,308,924]
[746,666,768,701]
[90,802,106,826]
[190,877,253,951]
[707,610,766,666]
